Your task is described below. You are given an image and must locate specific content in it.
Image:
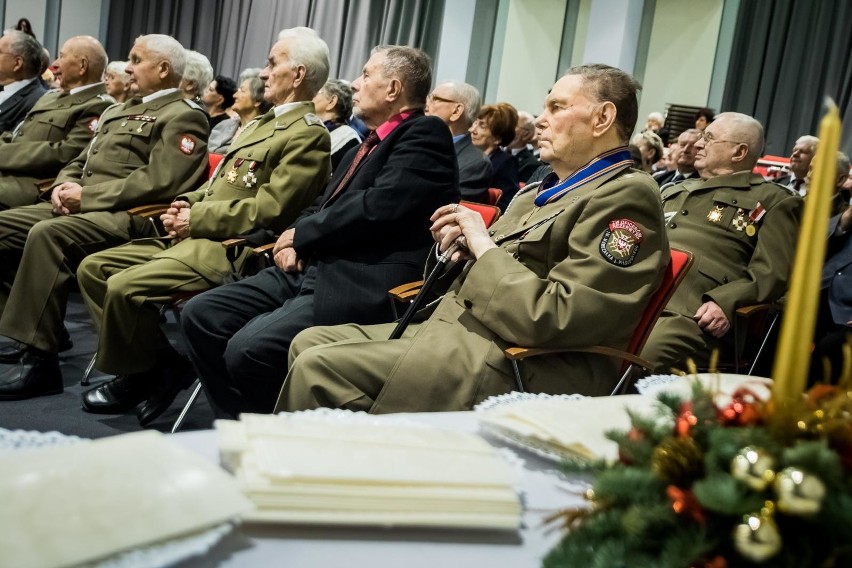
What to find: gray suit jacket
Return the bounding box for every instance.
[823,214,852,325]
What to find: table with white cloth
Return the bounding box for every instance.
[173,411,584,567]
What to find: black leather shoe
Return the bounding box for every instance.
[0,332,74,364]
[0,352,62,400]
[137,355,196,427]
[82,374,149,414]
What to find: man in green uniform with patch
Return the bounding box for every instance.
[76,28,332,426]
[275,64,670,414]
[640,112,802,372]
[0,34,209,401]
[0,35,113,209]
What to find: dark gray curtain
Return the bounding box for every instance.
[722,0,852,157]
[105,0,445,83]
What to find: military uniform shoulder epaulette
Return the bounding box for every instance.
[181,98,205,112]
[303,113,324,127]
[97,94,116,103]
[769,181,799,197]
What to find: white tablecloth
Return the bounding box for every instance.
[173,411,585,567]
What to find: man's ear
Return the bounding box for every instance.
[592,101,617,138]
[291,64,307,89]
[157,60,171,80]
[386,78,402,103]
[731,143,749,164]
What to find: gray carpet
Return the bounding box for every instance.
[0,293,215,439]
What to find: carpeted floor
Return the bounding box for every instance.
[0,293,215,439]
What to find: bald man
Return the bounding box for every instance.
[641,112,802,371]
[0,35,113,209]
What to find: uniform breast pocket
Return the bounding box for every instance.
[710,192,760,239]
[27,114,72,141]
[516,222,554,277]
[221,147,270,192]
[102,122,154,166]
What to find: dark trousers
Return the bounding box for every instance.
[180,265,317,417]
[808,288,852,385]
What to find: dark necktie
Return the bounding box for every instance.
[670,173,682,184]
[323,130,380,206]
[793,178,804,193]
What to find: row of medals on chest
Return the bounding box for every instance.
[706,204,758,236]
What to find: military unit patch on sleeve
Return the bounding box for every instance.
[179,135,196,155]
[599,218,644,267]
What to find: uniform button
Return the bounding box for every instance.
[121,121,127,126]
[92,149,98,154]
[681,210,688,215]
[488,230,495,236]
[497,234,504,240]
[512,252,519,259]
[86,170,93,176]
[723,277,729,283]
[669,223,677,229]
[463,299,473,309]
[732,199,737,204]
[48,118,54,122]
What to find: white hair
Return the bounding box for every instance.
[106,60,129,79]
[276,27,330,97]
[440,81,481,126]
[182,49,214,94]
[137,34,186,79]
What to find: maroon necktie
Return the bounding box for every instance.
[323,130,379,206]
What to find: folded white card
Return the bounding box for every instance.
[0,430,252,568]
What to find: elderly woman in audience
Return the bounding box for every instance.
[470,102,519,210]
[208,73,272,154]
[312,79,361,170]
[631,130,664,174]
[104,61,131,103]
[179,49,214,107]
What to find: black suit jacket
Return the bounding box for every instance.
[654,169,700,188]
[490,147,519,210]
[455,133,492,203]
[513,146,542,183]
[292,112,460,325]
[0,79,48,134]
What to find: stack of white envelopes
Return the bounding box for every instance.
[0,430,252,568]
[216,412,522,530]
[477,395,659,462]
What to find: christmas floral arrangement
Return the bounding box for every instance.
[543,377,852,567]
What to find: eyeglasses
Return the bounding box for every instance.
[700,131,740,146]
[426,93,460,105]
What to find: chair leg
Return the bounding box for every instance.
[747,313,779,376]
[171,379,202,434]
[81,352,97,386]
[510,360,525,392]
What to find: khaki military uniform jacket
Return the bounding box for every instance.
[53,90,209,232]
[659,171,801,319]
[0,83,113,207]
[370,168,669,412]
[150,102,331,280]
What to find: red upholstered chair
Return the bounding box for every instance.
[486,187,503,207]
[504,248,694,396]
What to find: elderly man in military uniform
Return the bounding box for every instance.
[641,112,802,372]
[76,28,332,426]
[0,35,113,209]
[274,64,669,414]
[0,34,209,401]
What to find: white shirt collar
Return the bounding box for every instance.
[0,77,36,103]
[142,87,179,104]
[69,82,104,95]
[274,101,303,117]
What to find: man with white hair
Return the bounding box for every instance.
[776,134,819,195]
[179,49,214,108]
[104,60,131,102]
[507,109,542,182]
[0,34,209,400]
[0,29,48,132]
[642,112,802,371]
[77,28,332,426]
[0,35,113,209]
[425,80,492,202]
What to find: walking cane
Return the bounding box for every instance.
[387,242,460,340]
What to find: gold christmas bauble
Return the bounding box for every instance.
[733,511,782,562]
[774,467,826,516]
[731,446,776,491]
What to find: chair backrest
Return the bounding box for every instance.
[208,153,225,179]
[620,247,693,371]
[460,200,501,228]
[486,187,503,207]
